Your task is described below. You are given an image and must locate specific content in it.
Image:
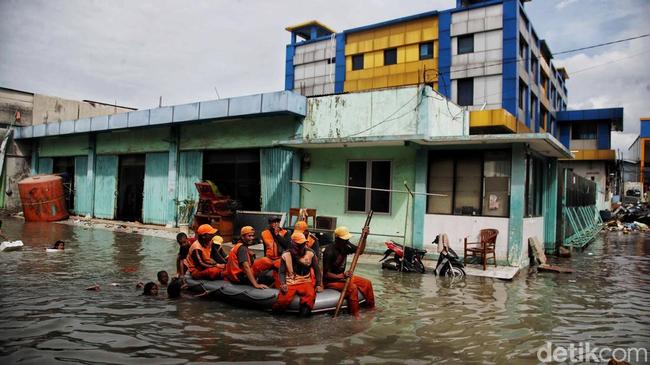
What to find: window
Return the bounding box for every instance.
[427,151,511,217]
[572,123,597,140]
[519,35,529,70]
[419,42,434,60]
[530,94,537,125]
[384,48,397,65]
[457,34,474,54]
[525,156,543,217]
[531,56,539,83]
[540,106,548,130]
[519,79,527,110]
[346,160,391,213]
[352,54,364,70]
[457,78,474,106]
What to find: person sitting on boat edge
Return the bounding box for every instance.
[50,240,65,250]
[157,270,170,287]
[210,235,227,264]
[272,231,323,316]
[184,224,225,280]
[176,233,191,277]
[322,226,375,318]
[224,226,268,289]
[251,217,288,288]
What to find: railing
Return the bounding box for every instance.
[559,169,603,248]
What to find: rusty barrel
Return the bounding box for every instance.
[18,175,69,222]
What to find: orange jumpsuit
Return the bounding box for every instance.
[184,241,224,280]
[272,248,321,311]
[251,227,288,288]
[225,241,260,284]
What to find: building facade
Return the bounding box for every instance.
[628,118,650,194]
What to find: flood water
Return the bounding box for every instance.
[0,218,648,364]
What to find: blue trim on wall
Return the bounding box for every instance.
[641,120,650,138]
[285,44,295,91]
[502,0,518,118]
[335,33,346,93]
[438,11,452,98]
[597,122,611,149]
[559,124,570,148]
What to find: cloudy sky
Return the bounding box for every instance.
[0,0,648,154]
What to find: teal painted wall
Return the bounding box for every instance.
[543,158,558,252]
[93,155,118,219]
[300,146,416,251]
[179,117,298,150]
[143,152,170,225]
[96,127,169,155]
[39,135,89,157]
[260,148,295,214]
[74,156,92,216]
[178,151,203,202]
[411,148,427,249]
[37,158,53,174]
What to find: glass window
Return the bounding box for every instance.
[384,48,397,65]
[419,42,434,60]
[457,34,474,54]
[352,54,364,70]
[519,79,526,110]
[457,78,474,106]
[483,152,510,217]
[427,158,454,214]
[346,160,391,213]
[572,123,597,140]
[454,158,482,215]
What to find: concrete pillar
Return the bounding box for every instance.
[291,150,301,209]
[86,134,96,217]
[543,158,558,252]
[412,148,427,249]
[166,127,180,227]
[508,143,526,266]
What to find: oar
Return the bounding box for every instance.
[333,210,373,317]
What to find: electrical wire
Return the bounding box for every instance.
[553,33,650,55]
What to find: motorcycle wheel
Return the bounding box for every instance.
[381,258,401,271]
[445,265,466,278]
[415,259,426,274]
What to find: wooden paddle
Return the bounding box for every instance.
[333,210,373,317]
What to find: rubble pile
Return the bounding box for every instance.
[602,202,650,233]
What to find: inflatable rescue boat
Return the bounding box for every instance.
[184,276,365,314]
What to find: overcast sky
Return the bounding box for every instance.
[1,0,648,154]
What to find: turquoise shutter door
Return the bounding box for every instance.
[143,152,169,225]
[74,156,91,216]
[93,155,118,219]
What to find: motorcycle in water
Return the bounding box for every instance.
[379,240,426,273]
[432,234,466,278]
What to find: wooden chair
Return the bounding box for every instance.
[288,208,317,228]
[464,228,498,270]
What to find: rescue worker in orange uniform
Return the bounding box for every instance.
[322,226,375,318]
[225,226,268,289]
[294,221,320,259]
[272,232,323,316]
[184,224,225,280]
[251,217,288,288]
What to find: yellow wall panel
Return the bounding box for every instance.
[374,36,388,50]
[358,79,373,90]
[374,66,388,77]
[389,23,406,35]
[364,53,375,68]
[404,72,419,85]
[405,30,421,44]
[346,43,358,55]
[374,28,390,38]
[346,57,352,72]
[405,44,419,62]
[374,76,388,89]
[389,34,405,47]
[359,40,373,53]
[373,52,383,67]
[422,27,437,41]
[397,48,406,63]
[347,70,359,81]
[387,74,405,87]
[344,80,358,92]
[389,63,406,75]
[404,61,420,73]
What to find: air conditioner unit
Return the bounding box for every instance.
[315,216,337,231]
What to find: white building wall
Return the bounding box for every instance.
[450,4,503,111]
[293,38,336,97]
[521,217,544,267]
[423,214,510,263]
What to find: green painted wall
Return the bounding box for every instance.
[300,146,416,251]
[93,155,118,219]
[508,144,526,266]
[37,158,53,174]
[179,117,298,150]
[96,127,170,155]
[74,156,92,216]
[39,135,89,157]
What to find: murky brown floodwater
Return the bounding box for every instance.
[0,218,648,364]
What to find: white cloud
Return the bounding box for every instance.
[556,0,579,9]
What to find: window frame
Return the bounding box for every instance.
[457,34,474,55]
[345,159,392,214]
[419,41,434,60]
[457,77,474,107]
[384,48,397,65]
[352,54,364,70]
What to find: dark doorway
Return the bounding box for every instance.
[117,154,145,222]
[203,149,261,211]
[52,157,75,212]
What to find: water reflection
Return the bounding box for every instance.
[0,219,648,364]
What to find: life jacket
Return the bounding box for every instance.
[282,249,314,286]
[184,241,211,273]
[225,241,254,282]
[261,228,287,259]
[306,234,316,249]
